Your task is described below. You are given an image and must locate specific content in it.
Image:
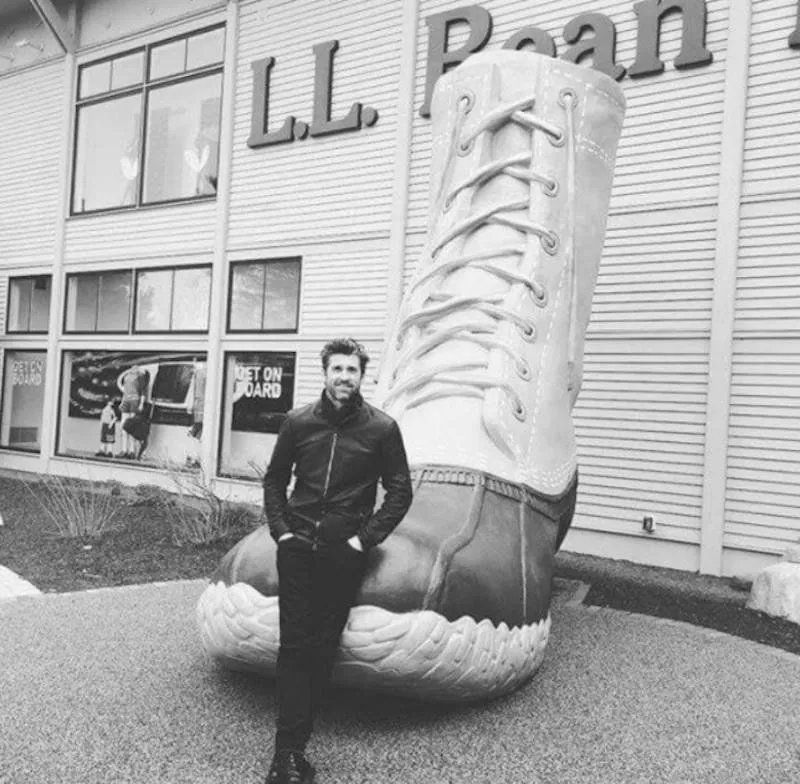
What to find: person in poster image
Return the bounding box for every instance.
[96,398,120,457]
[118,364,148,459]
[262,338,413,784]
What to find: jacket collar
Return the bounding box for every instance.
[317,389,363,425]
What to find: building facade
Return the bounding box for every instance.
[1,0,799,578]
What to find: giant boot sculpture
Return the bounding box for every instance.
[197,50,625,702]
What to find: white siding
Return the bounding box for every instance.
[742,0,800,198]
[573,339,709,543]
[725,339,800,555]
[64,203,217,264]
[298,239,391,340]
[0,62,65,267]
[228,0,405,248]
[724,0,800,559]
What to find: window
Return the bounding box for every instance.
[1,350,47,452]
[65,265,211,334]
[72,26,224,214]
[218,351,296,478]
[65,271,132,333]
[6,276,51,333]
[57,350,206,467]
[228,259,301,332]
[135,265,211,332]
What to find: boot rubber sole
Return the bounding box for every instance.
[196,580,550,702]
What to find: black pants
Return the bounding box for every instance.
[275,537,367,752]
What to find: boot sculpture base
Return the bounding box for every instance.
[197,50,625,701]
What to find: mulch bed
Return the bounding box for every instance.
[555,555,800,656]
[0,474,258,593]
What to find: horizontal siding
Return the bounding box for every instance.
[743,0,800,198]
[589,206,716,336]
[0,62,65,266]
[573,339,709,541]
[64,202,217,263]
[734,199,800,335]
[406,0,728,235]
[228,0,404,248]
[725,339,800,555]
[298,240,391,339]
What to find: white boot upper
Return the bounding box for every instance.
[376,51,625,496]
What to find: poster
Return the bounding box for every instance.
[230,351,295,434]
[67,350,206,427]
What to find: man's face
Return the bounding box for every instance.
[324,353,363,406]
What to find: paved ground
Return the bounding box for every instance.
[1,576,799,784]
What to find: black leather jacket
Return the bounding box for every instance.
[263,391,412,549]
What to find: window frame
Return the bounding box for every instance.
[70,23,225,217]
[226,258,302,334]
[5,275,52,334]
[132,263,212,335]
[63,269,134,335]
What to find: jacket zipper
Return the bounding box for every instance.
[315,431,338,549]
[323,432,338,498]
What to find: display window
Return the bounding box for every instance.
[1,350,47,452]
[227,259,301,333]
[218,351,296,479]
[71,25,224,214]
[57,350,207,468]
[6,276,51,333]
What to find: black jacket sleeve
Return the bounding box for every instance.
[263,416,295,542]
[359,420,413,549]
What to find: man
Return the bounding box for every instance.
[263,337,413,784]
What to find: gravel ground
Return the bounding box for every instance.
[1,579,798,784]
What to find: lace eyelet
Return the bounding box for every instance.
[540,231,559,255]
[542,178,558,197]
[442,194,455,213]
[512,399,527,422]
[547,129,565,148]
[530,285,548,308]
[459,91,475,115]
[519,322,536,342]
[558,87,577,110]
[517,360,532,381]
[457,137,474,156]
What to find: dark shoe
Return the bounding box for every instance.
[266,750,314,784]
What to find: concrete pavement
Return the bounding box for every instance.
[1,576,799,784]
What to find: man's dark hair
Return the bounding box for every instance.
[320,338,370,374]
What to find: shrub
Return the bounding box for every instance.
[162,463,261,546]
[25,474,124,540]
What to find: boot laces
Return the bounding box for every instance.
[385,90,578,417]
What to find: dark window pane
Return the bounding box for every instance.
[150,38,186,80]
[79,61,111,98]
[7,278,32,332]
[142,73,221,203]
[263,261,300,330]
[172,267,211,331]
[135,269,172,331]
[65,276,99,332]
[1,350,46,451]
[229,264,265,331]
[186,27,225,70]
[111,51,144,90]
[97,272,131,331]
[72,94,142,213]
[29,276,51,332]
